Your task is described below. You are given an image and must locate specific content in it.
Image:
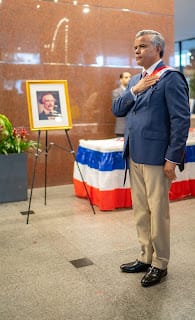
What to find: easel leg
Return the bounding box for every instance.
[26,130,41,224]
[44,130,48,205]
[65,130,96,214]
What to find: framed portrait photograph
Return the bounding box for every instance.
[26,80,72,131]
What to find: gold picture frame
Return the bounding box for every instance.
[26,80,72,131]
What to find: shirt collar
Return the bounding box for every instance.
[143,59,162,75]
[120,85,127,90]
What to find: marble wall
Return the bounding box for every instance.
[0,0,174,187]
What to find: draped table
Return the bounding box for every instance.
[73,130,195,211]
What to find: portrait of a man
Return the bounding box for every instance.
[26,80,72,131]
[37,91,62,120]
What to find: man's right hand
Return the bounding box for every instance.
[132,75,159,95]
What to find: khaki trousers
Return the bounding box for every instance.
[130,159,171,270]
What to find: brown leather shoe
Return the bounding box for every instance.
[141,266,167,287]
[120,259,151,273]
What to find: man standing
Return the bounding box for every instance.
[112,30,190,287]
[112,72,131,137]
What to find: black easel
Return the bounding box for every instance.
[25,129,96,224]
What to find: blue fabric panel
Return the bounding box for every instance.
[76,146,126,171]
[185,145,195,163]
[76,145,195,171]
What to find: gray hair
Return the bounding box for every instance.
[135,30,165,58]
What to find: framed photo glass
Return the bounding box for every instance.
[26,80,72,131]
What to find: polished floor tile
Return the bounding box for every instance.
[0,185,195,320]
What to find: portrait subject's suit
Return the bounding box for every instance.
[112,86,126,135]
[112,61,190,269]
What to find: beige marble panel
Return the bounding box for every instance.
[0,0,174,186]
[70,0,173,15]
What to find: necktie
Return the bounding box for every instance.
[142,71,147,78]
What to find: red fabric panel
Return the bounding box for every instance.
[73,178,195,211]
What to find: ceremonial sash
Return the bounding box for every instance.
[151,65,174,77]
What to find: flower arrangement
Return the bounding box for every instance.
[0,114,38,155]
[190,72,195,98]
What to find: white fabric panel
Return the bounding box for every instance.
[74,161,195,190]
[73,162,130,190]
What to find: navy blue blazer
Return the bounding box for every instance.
[112,62,190,165]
